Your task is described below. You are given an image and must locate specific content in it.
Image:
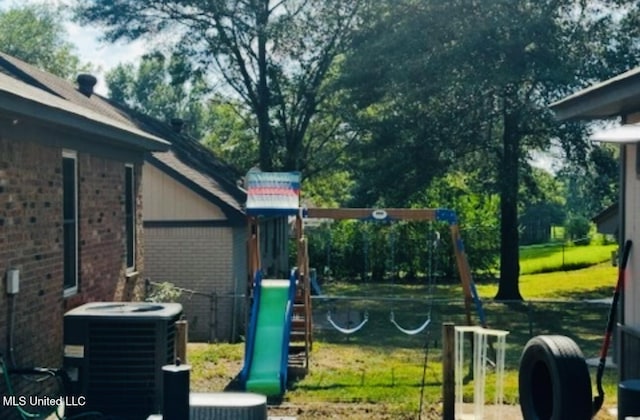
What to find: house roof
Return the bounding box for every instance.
[549,66,640,121]
[0,52,246,218]
[592,202,618,225]
[592,202,619,236]
[0,64,168,152]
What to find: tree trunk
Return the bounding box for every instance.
[256,0,273,171]
[495,112,523,301]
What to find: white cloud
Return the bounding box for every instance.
[64,22,147,95]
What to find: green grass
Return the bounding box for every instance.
[188,242,622,418]
[476,262,618,300]
[519,242,617,274]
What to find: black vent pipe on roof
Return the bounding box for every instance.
[170,118,184,133]
[76,74,97,97]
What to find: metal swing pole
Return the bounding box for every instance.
[418,223,435,419]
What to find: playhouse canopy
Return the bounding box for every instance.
[245,170,301,216]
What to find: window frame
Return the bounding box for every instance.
[62,150,78,296]
[125,163,136,273]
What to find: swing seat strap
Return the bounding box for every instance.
[389,311,431,336]
[326,311,369,334]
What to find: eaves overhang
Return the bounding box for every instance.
[550,67,640,121]
[0,72,169,152]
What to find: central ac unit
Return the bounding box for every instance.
[63,302,183,420]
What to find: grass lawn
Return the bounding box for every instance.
[188,245,622,419]
[519,242,617,274]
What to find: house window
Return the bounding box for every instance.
[63,150,78,295]
[125,164,136,272]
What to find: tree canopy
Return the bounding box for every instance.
[0,4,89,79]
[106,52,210,138]
[338,0,637,299]
[64,0,635,299]
[73,0,365,175]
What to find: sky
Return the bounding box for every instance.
[64,24,147,95]
[2,0,148,95]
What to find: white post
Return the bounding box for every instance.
[454,326,509,420]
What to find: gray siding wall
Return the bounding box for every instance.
[231,225,249,342]
[144,226,239,342]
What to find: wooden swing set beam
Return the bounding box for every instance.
[303,207,483,328]
[305,207,439,221]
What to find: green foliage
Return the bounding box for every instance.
[301,170,354,208]
[339,0,638,299]
[106,52,210,138]
[519,203,566,245]
[416,172,501,276]
[69,0,631,301]
[557,144,619,220]
[200,100,259,172]
[306,171,501,283]
[519,167,567,245]
[307,220,365,282]
[74,0,365,174]
[564,216,592,245]
[146,281,182,303]
[0,5,91,79]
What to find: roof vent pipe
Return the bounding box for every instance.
[170,118,184,133]
[76,74,97,97]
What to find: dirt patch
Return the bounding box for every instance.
[267,402,617,419]
[267,402,440,419]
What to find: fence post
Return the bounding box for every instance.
[175,320,188,364]
[442,322,455,420]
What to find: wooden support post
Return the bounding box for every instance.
[175,319,188,364]
[247,217,261,280]
[449,224,474,327]
[442,322,455,420]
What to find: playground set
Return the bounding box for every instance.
[238,170,487,397]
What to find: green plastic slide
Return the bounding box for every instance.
[245,279,291,396]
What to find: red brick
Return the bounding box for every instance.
[0,136,145,419]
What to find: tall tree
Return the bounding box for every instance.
[0,5,89,79]
[106,52,209,138]
[73,0,365,173]
[558,143,619,219]
[340,0,638,299]
[519,167,566,245]
[200,99,260,172]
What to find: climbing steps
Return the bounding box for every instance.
[287,270,311,375]
[288,233,312,376]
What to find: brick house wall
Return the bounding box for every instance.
[64,153,145,308]
[0,138,64,411]
[0,133,145,419]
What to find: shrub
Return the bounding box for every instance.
[146,281,182,302]
[565,216,591,245]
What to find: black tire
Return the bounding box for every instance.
[518,335,592,420]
